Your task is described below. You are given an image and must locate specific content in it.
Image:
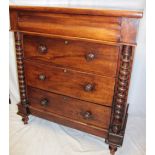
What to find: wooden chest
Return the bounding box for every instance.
[9,6,143,155]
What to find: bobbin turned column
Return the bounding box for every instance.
[106,45,133,155]
[14,32,29,124]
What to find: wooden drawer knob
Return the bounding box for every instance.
[40,98,48,106]
[84,83,94,92]
[82,111,92,120]
[85,52,95,61]
[39,74,46,81]
[38,44,47,53]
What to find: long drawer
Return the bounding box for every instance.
[27,86,111,129]
[24,60,115,106]
[14,11,121,42]
[23,35,119,77]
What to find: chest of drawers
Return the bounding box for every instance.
[10,5,143,155]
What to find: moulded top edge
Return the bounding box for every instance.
[9,5,143,18]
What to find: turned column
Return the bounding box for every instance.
[15,32,29,124]
[106,45,133,155]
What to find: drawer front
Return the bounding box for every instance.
[17,11,121,42]
[24,61,115,106]
[23,35,119,77]
[27,86,111,129]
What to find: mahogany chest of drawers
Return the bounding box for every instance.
[9,6,143,155]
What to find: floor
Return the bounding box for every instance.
[9,97,145,155]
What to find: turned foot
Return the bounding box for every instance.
[22,116,29,124]
[109,145,117,155]
[9,97,11,104]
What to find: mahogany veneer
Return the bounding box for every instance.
[23,35,119,77]
[27,86,111,129]
[24,60,115,106]
[10,5,143,155]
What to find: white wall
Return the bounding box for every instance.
[9,0,146,117]
[128,9,146,117]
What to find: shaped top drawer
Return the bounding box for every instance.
[10,6,143,45]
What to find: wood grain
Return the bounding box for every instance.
[10,6,142,45]
[9,5,143,154]
[30,106,108,138]
[121,18,140,44]
[9,5,143,18]
[27,86,111,129]
[16,11,121,42]
[24,60,115,106]
[23,34,119,77]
